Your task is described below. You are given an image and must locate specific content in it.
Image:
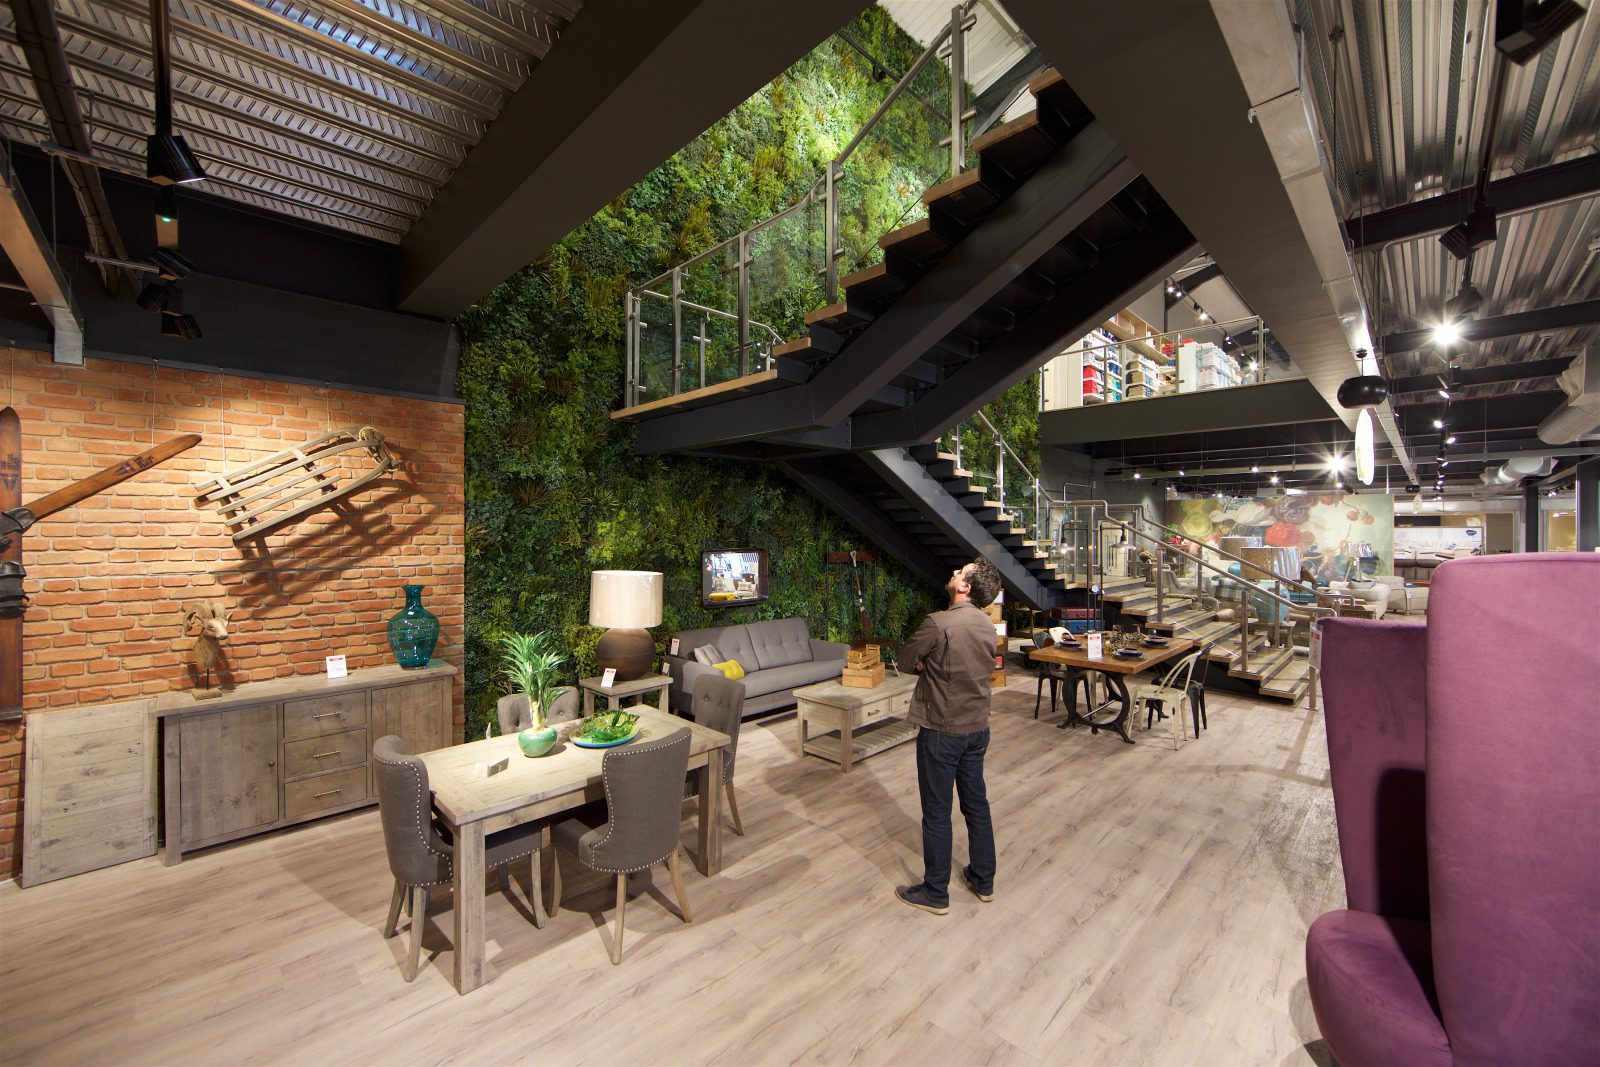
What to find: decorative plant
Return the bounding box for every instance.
[497,630,571,730]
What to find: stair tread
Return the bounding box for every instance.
[1028,67,1064,96]
[923,167,988,206]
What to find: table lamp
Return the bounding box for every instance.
[1341,541,1376,582]
[589,570,663,681]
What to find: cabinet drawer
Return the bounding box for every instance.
[888,689,913,717]
[284,766,368,820]
[283,727,368,780]
[283,691,367,740]
[860,698,892,723]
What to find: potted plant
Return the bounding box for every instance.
[498,631,572,757]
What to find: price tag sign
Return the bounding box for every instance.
[1086,633,1104,659]
[669,637,681,656]
[600,667,617,688]
[1309,620,1324,673]
[325,654,347,679]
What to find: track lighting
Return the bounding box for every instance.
[1439,204,1497,260]
[1269,474,1280,485]
[161,312,202,340]
[146,0,207,185]
[1438,387,1452,400]
[151,248,193,280]
[1132,471,1141,479]
[1250,465,1259,473]
[136,282,173,311]
[1433,418,1446,429]
[1445,282,1484,321]
[1445,435,1458,445]
[1432,322,1461,347]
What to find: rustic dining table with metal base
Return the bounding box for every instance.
[418,709,730,994]
[1028,638,1196,744]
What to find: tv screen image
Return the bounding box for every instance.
[702,548,769,608]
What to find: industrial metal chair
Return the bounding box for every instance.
[371,735,547,981]
[1132,642,1214,750]
[549,729,694,965]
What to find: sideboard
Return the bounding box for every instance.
[157,661,455,864]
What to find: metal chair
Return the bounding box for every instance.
[495,687,580,737]
[371,735,548,981]
[1132,643,1214,750]
[686,674,745,835]
[1029,630,1064,718]
[550,729,694,965]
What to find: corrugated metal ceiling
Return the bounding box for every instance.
[0,0,578,244]
[1295,0,1599,395]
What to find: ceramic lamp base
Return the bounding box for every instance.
[595,627,653,681]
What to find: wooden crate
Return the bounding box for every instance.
[989,669,1007,688]
[841,663,887,688]
[846,646,881,669]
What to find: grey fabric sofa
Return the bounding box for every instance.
[666,618,848,718]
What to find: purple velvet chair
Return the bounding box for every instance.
[1308,554,1600,1065]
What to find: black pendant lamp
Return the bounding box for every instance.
[147,0,206,185]
[1336,374,1388,409]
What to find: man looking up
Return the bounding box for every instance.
[894,558,1003,914]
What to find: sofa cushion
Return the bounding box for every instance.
[740,658,843,699]
[712,660,745,681]
[713,626,759,675]
[748,618,814,670]
[1305,911,1448,1067]
[692,643,724,666]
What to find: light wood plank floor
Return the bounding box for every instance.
[0,679,1342,1066]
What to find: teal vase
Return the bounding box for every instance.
[387,584,439,669]
[518,725,558,757]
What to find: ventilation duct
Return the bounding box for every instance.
[1536,349,1600,444]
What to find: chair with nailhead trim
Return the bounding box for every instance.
[372,735,549,981]
[549,728,693,965]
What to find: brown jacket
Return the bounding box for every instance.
[898,601,995,734]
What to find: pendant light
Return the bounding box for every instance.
[147,0,206,185]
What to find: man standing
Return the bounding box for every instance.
[894,558,1002,914]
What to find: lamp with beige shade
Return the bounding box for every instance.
[589,570,663,681]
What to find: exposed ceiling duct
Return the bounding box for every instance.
[0,146,84,364]
[1538,348,1600,443]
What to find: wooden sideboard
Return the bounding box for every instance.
[157,662,454,864]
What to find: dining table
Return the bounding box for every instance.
[1028,637,1196,744]
[418,708,730,994]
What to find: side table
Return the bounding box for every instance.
[578,673,673,717]
[794,673,918,773]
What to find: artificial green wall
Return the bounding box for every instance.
[455,9,990,735]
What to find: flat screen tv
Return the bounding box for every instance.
[702,548,769,608]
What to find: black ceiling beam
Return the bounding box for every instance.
[855,210,1198,448]
[1387,355,1576,397]
[779,459,946,587]
[1380,299,1600,354]
[398,0,871,318]
[1344,155,1600,252]
[634,124,1139,455]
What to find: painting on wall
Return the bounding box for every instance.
[1166,493,1395,583]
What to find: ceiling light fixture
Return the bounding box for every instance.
[1270,474,1280,485]
[147,0,206,185]
[1133,471,1141,479]
[1432,321,1462,347]
[135,282,172,311]
[150,248,193,280]
[160,313,203,340]
[1445,434,1458,445]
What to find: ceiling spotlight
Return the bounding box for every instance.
[1432,322,1461,347]
[1269,474,1280,485]
[1439,204,1497,260]
[1438,459,1450,468]
[1132,471,1141,479]
[1178,468,1186,476]
[1438,387,1453,400]
[1250,464,1260,473]
[161,312,202,340]
[1548,489,1558,497]
[1175,289,1184,298]
[1327,455,1348,472]
[1444,282,1484,321]
[1166,284,1175,294]
[151,247,193,280]
[1445,434,1458,445]
[147,132,207,186]
[1433,418,1446,429]
[1197,310,1210,322]
[136,282,173,311]
[1406,483,1422,494]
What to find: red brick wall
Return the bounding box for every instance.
[0,349,465,878]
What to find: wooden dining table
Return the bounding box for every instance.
[418,708,730,994]
[1028,637,1196,744]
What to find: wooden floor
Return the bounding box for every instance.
[0,679,1342,1066]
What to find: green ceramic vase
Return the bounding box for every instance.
[518,725,558,757]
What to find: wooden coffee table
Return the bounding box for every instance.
[793,673,919,773]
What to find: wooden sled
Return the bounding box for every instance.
[193,426,395,542]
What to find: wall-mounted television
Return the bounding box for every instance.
[702,548,769,608]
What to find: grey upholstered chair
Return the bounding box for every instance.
[372,735,548,981]
[549,728,693,965]
[687,674,745,835]
[495,687,581,737]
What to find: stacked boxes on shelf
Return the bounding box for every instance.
[1177,340,1243,393]
[1078,327,1119,405]
[1124,351,1166,399]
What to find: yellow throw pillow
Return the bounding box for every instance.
[713,659,745,681]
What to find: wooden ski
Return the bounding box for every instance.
[0,406,20,720]
[0,430,201,722]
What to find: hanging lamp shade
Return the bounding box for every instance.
[1355,408,1376,485]
[1336,375,1389,409]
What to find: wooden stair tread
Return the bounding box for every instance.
[771,337,814,358]
[1027,67,1064,96]
[971,110,1042,154]
[880,218,933,250]
[923,167,995,210]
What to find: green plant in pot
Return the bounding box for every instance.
[498,631,571,757]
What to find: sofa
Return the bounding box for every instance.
[666,618,848,718]
[1324,580,1389,619]
[1372,574,1428,615]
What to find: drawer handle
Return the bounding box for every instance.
[312,788,343,799]
[312,750,339,759]
[313,712,342,719]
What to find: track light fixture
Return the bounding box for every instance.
[1495,0,1587,64]
[161,312,202,340]
[151,248,193,280]
[1439,205,1497,260]
[135,282,173,311]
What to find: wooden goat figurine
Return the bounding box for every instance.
[184,601,231,696]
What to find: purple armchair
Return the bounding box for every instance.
[1309,554,1600,1065]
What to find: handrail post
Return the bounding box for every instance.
[737,231,750,377]
[670,267,684,397]
[1155,543,1166,623]
[698,314,708,389]
[824,161,839,304]
[624,291,637,406]
[954,425,963,470]
[948,3,966,176]
[1238,586,1251,675]
[995,434,1005,509]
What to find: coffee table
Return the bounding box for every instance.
[793,673,918,773]
[1028,638,1195,744]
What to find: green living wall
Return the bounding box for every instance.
[456,9,1039,735]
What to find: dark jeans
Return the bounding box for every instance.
[914,726,996,904]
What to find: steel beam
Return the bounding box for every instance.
[778,459,948,588]
[855,210,1197,447]
[0,151,83,364]
[1381,300,1600,355]
[1388,355,1576,397]
[860,447,1059,609]
[1345,156,1600,251]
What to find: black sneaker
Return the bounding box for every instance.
[894,884,949,915]
[961,866,994,902]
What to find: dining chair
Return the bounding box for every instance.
[495,687,581,737]
[1029,630,1062,718]
[372,735,548,981]
[686,675,745,835]
[549,728,694,965]
[1132,643,1213,750]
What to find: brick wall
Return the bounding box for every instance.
[0,349,465,878]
